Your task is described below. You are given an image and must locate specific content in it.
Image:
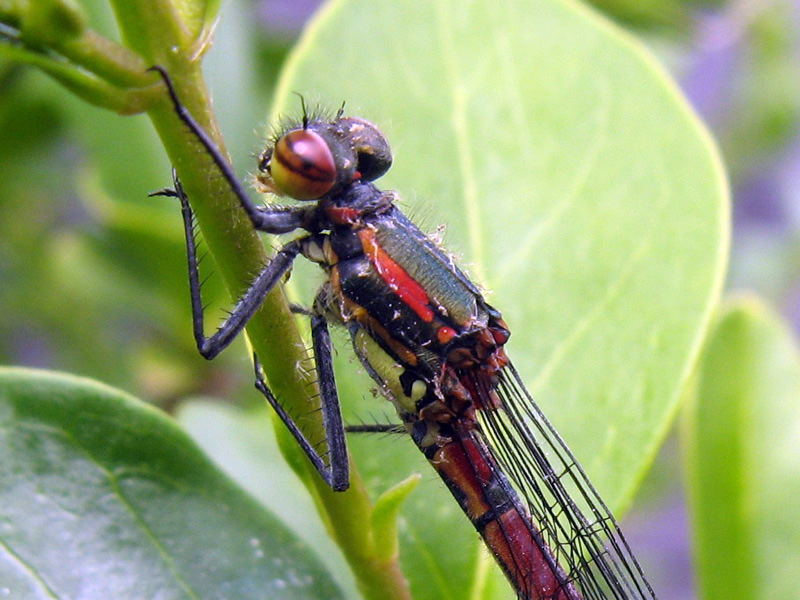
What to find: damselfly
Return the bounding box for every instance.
[150,66,658,600]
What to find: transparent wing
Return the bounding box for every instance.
[476,362,657,599]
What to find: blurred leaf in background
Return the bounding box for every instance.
[684,298,800,600]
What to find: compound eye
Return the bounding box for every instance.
[270,129,337,200]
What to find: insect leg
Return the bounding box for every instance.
[148,65,305,234]
[309,310,349,490]
[159,175,302,360]
[345,424,406,435]
[251,308,349,491]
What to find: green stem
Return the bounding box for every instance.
[59,30,152,89]
[0,42,139,112]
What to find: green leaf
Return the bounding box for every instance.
[683,298,800,599]
[371,474,421,563]
[177,400,362,600]
[0,367,343,600]
[270,0,727,597]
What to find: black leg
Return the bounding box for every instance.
[148,65,307,234]
[252,311,349,491]
[150,69,352,491]
[288,303,314,317]
[309,311,349,490]
[345,424,406,435]
[158,174,303,360]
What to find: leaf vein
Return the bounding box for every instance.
[529,156,671,393]
[0,537,60,599]
[494,75,613,285]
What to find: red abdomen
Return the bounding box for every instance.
[430,427,582,600]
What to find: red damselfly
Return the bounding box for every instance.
[150,66,658,600]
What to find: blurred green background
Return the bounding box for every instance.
[1,1,799,598]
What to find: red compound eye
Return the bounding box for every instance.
[270,129,337,200]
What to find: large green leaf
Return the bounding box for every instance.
[0,367,343,600]
[177,400,362,600]
[684,299,800,599]
[262,0,727,597]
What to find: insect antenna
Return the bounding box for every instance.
[291,91,309,129]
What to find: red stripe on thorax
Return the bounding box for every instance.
[325,205,362,225]
[358,228,435,322]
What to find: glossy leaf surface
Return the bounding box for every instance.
[0,367,342,600]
